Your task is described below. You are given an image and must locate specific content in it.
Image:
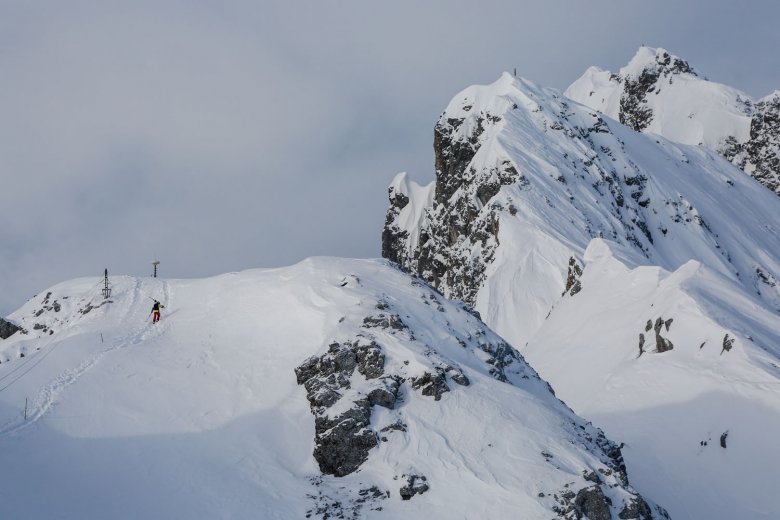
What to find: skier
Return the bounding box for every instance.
[150,300,165,323]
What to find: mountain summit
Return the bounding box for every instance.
[383,68,780,519]
[566,46,780,195]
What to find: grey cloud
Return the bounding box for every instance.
[2,0,779,313]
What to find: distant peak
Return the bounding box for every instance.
[621,46,697,79]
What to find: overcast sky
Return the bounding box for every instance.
[2,0,779,315]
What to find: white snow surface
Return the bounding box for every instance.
[525,239,780,520]
[0,259,658,519]
[390,70,780,519]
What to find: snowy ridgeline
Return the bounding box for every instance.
[0,259,666,519]
[383,63,780,519]
[566,46,780,195]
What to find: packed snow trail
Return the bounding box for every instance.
[0,278,172,435]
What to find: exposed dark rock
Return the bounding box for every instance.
[618,50,695,133]
[295,340,400,477]
[653,317,674,353]
[313,403,378,477]
[410,371,449,401]
[399,475,429,500]
[638,333,645,357]
[382,107,515,307]
[0,318,21,340]
[619,495,654,519]
[744,93,780,195]
[446,365,470,386]
[720,430,729,448]
[355,342,385,379]
[367,377,402,409]
[460,303,481,320]
[721,334,735,355]
[380,421,407,433]
[583,470,602,484]
[362,314,407,331]
[479,341,527,382]
[79,300,111,315]
[382,185,412,264]
[573,485,612,520]
[563,257,584,296]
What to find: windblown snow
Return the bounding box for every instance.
[0,259,664,519]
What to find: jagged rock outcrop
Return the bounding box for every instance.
[618,50,695,133]
[383,69,780,351]
[399,475,429,500]
[564,257,584,296]
[745,93,780,194]
[295,339,400,476]
[574,485,612,520]
[0,318,21,340]
[653,317,674,353]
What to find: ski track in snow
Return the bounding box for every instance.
[0,278,172,436]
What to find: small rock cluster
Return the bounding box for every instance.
[638,317,674,356]
[398,475,429,500]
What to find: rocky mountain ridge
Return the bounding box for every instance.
[566,46,780,195]
[382,66,780,519]
[0,260,667,519]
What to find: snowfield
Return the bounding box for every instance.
[0,259,663,519]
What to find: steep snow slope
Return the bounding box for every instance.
[566,46,780,195]
[0,259,664,519]
[524,239,780,520]
[384,72,780,348]
[382,71,780,519]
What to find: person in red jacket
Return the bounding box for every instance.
[151,300,165,323]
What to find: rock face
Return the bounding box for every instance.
[295,340,399,476]
[0,318,21,340]
[566,46,780,196]
[744,93,780,195]
[574,485,613,520]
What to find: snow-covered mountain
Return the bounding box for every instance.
[383,70,780,519]
[566,46,780,195]
[0,260,665,519]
